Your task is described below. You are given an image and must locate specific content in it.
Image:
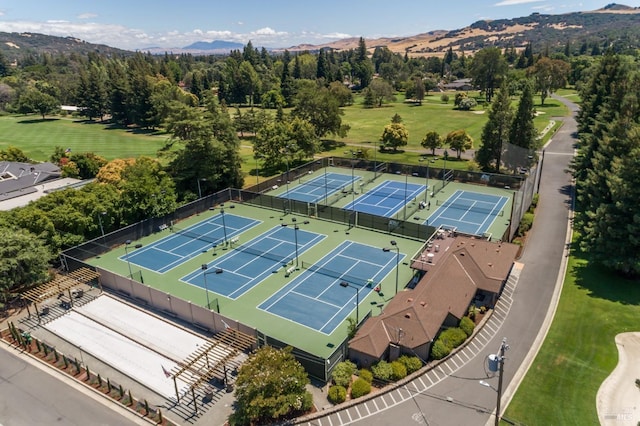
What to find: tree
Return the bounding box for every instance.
[574,60,640,276]
[476,83,513,172]
[421,131,442,155]
[78,61,109,121]
[445,129,473,159]
[380,120,409,152]
[0,227,52,303]
[230,346,312,425]
[528,57,570,105]
[509,79,537,150]
[292,82,349,138]
[367,79,395,107]
[353,37,374,89]
[17,87,59,119]
[469,47,508,102]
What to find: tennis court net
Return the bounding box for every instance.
[299,177,355,192]
[234,245,293,265]
[301,261,374,288]
[436,200,504,216]
[171,226,221,245]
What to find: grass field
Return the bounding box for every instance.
[0,115,168,161]
[504,247,640,424]
[1,89,571,181]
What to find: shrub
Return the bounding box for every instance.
[327,385,347,404]
[371,360,393,381]
[358,368,373,383]
[430,340,451,360]
[439,327,468,349]
[390,361,407,381]
[332,360,357,387]
[531,193,539,209]
[441,94,450,103]
[517,212,535,236]
[350,378,372,399]
[458,97,477,110]
[398,355,423,374]
[460,316,475,337]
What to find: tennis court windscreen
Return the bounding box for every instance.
[301,261,373,288]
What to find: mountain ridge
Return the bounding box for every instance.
[2,4,640,59]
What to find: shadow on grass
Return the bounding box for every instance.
[16,117,60,124]
[570,256,640,305]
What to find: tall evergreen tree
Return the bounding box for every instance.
[476,83,513,172]
[509,79,537,150]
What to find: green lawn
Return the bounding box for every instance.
[504,249,640,424]
[0,115,169,161]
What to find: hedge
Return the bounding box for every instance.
[328,385,347,404]
[398,355,423,374]
[358,368,373,383]
[390,361,407,381]
[332,360,357,387]
[459,316,475,337]
[371,360,393,381]
[350,378,371,399]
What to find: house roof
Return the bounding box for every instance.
[0,161,61,196]
[349,234,519,357]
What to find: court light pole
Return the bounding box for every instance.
[197,177,207,199]
[124,240,133,278]
[201,264,212,310]
[443,149,449,176]
[219,204,228,247]
[340,281,359,323]
[281,218,309,269]
[97,211,107,245]
[382,240,400,294]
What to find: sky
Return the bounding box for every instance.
[1,0,640,51]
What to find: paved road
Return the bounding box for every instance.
[298,96,578,426]
[0,345,146,426]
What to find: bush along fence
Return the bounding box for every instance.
[2,322,171,425]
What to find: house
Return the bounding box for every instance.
[0,161,83,210]
[442,78,474,91]
[347,231,519,367]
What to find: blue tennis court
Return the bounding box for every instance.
[119,214,260,273]
[344,180,426,217]
[281,172,359,203]
[258,241,403,334]
[425,190,509,235]
[181,226,325,300]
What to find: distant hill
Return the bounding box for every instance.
[183,40,244,51]
[0,32,130,62]
[282,4,640,56]
[2,4,640,60]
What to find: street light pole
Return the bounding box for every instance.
[124,240,133,278]
[382,240,400,294]
[443,149,449,176]
[201,264,212,310]
[495,338,508,426]
[482,338,509,426]
[340,281,359,323]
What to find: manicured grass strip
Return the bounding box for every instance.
[505,254,640,424]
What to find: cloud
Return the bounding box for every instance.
[0,19,348,50]
[77,13,98,20]
[494,0,543,5]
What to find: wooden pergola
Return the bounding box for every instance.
[168,327,256,411]
[23,268,101,322]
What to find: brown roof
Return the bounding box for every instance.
[349,234,519,357]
